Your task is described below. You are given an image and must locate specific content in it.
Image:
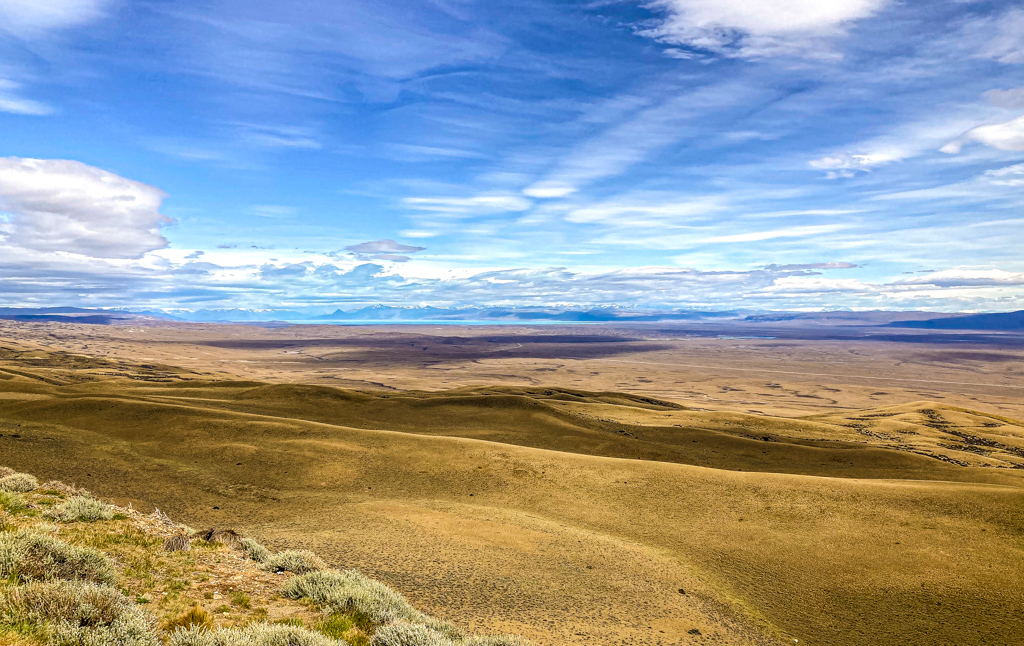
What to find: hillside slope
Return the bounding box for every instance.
[1,375,1023,646]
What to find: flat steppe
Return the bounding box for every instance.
[1,319,1022,646]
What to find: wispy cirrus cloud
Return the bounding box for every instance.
[0,0,109,39]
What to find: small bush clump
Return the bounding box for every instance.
[0,472,39,493]
[0,530,116,584]
[370,622,455,646]
[240,537,271,563]
[168,622,348,646]
[44,496,115,523]
[259,550,326,575]
[283,570,458,639]
[1,580,158,646]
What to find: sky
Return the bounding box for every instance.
[0,0,1023,313]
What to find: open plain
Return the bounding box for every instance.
[1,318,1023,646]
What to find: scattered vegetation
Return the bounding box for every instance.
[0,466,531,646]
[0,472,38,493]
[43,496,115,523]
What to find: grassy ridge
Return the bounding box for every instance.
[0,468,527,646]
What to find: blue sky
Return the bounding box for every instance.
[0,0,1023,312]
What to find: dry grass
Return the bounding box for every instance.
[164,605,214,632]
[163,533,193,552]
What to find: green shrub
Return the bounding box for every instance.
[1,580,158,646]
[240,538,270,563]
[283,570,459,639]
[259,550,325,575]
[230,591,251,609]
[369,622,454,646]
[0,473,38,493]
[168,622,348,646]
[0,530,116,584]
[43,496,115,523]
[0,490,28,513]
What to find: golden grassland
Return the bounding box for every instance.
[1,320,1023,646]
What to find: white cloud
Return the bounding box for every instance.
[0,0,107,38]
[249,205,297,218]
[565,197,724,225]
[704,224,847,243]
[983,163,1024,187]
[0,81,51,115]
[403,194,532,215]
[640,0,888,58]
[810,113,997,177]
[941,114,1024,154]
[344,239,426,262]
[970,8,1024,65]
[522,182,576,199]
[400,229,439,238]
[762,276,873,293]
[0,157,172,259]
[895,268,1024,288]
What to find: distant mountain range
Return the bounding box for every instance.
[885,310,1024,331]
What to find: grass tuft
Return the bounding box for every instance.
[164,605,214,632]
[43,496,115,523]
[0,492,27,514]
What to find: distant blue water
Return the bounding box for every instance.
[280,319,604,326]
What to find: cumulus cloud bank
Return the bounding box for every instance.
[0,158,172,258]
